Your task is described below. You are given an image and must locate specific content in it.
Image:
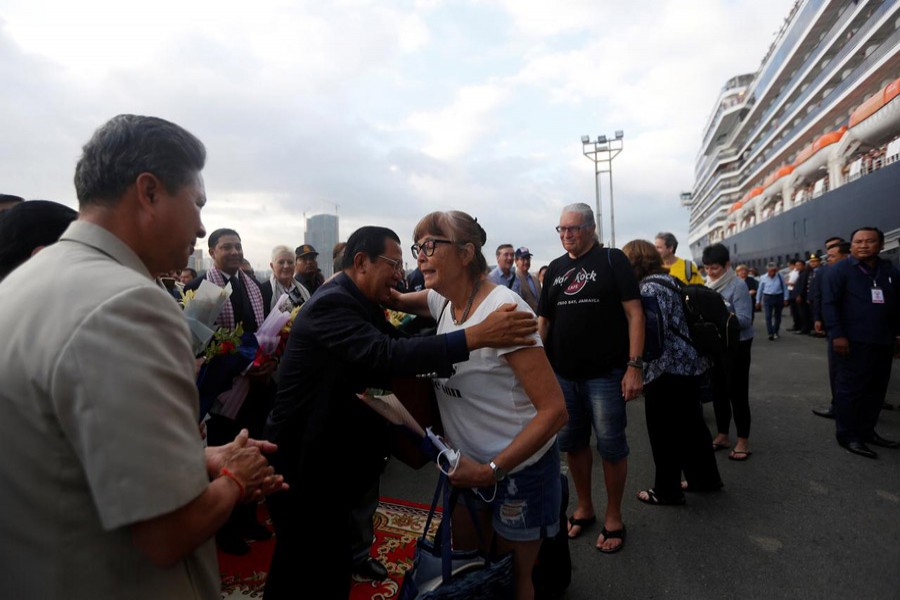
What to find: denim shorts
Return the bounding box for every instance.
[556,369,629,461]
[466,442,561,542]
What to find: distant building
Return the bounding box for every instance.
[305,213,339,278]
[187,248,205,272]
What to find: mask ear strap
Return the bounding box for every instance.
[437,448,459,476]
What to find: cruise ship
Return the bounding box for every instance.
[685,0,900,269]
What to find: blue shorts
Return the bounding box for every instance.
[556,370,629,461]
[466,443,561,542]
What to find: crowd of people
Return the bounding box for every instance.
[0,114,897,600]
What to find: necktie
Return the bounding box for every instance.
[227,275,246,321]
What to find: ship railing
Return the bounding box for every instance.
[707,2,897,199]
[740,22,900,194]
[739,0,867,156]
[885,137,900,165]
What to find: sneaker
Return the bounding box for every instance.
[773,334,780,340]
[768,335,775,341]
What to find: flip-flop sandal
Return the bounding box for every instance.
[567,515,596,539]
[712,442,730,451]
[728,450,752,461]
[595,526,626,553]
[636,488,685,506]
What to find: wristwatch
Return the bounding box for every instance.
[489,460,508,482]
[627,356,644,369]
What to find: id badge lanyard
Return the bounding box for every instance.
[857,263,885,304]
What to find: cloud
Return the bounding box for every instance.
[405,83,511,160]
[0,0,799,270]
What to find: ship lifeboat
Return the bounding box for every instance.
[792,127,845,179]
[759,165,793,200]
[738,187,763,218]
[846,77,900,144]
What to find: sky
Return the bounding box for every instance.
[1,0,794,271]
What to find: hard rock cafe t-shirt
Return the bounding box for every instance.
[538,243,640,380]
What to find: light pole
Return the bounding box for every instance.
[581,130,624,247]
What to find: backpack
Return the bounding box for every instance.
[684,259,696,282]
[640,292,666,362]
[654,279,740,358]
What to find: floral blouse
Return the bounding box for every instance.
[640,274,711,385]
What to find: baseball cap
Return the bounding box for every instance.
[295,244,318,258]
[515,246,532,259]
[808,254,820,261]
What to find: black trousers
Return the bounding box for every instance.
[644,373,722,498]
[834,341,894,444]
[350,478,380,563]
[713,339,753,439]
[265,454,356,600]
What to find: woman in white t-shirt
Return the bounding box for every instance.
[393,210,567,600]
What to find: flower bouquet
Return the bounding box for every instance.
[180,279,232,356]
[195,324,259,422]
[213,294,302,420]
[180,280,262,422]
[385,308,416,330]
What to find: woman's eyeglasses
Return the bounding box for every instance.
[411,239,453,259]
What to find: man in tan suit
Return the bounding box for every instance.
[0,115,286,599]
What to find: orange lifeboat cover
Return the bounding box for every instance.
[850,92,887,128]
[812,128,845,153]
[793,143,815,167]
[885,77,900,104]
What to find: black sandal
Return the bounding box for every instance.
[566,514,596,539]
[636,489,685,506]
[596,526,626,553]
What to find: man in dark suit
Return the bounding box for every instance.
[811,238,849,419]
[789,259,810,333]
[823,227,900,458]
[184,227,276,553]
[262,225,539,599]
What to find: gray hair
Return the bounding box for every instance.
[561,203,598,242]
[270,244,294,263]
[655,232,678,253]
[413,211,488,280]
[74,114,206,208]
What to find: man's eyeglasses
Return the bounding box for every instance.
[377,255,404,273]
[556,224,588,234]
[411,239,453,259]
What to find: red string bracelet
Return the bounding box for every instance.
[219,467,245,499]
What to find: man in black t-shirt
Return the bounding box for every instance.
[537,202,644,553]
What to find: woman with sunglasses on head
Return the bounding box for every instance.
[391,210,568,600]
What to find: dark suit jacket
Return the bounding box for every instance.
[264,273,469,493]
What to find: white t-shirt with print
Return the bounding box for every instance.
[426,285,554,471]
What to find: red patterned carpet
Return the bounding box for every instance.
[219,498,440,599]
